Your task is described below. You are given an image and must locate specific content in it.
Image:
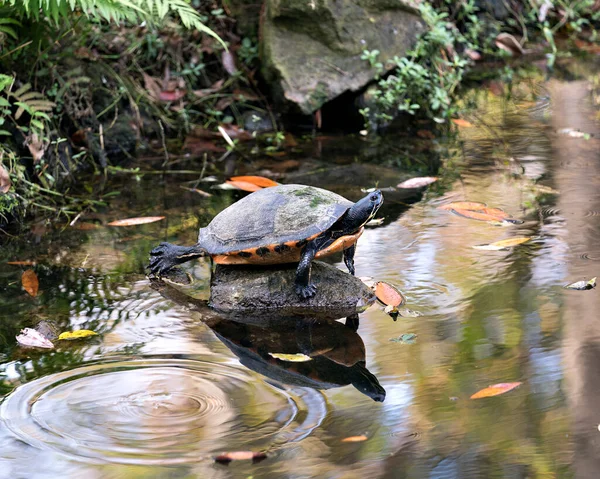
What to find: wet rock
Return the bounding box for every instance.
[261,0,425,114]
[209,261,375,317]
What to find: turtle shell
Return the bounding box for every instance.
[198,184,353,256]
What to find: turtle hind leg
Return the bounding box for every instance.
[148,242,207,276]
[295,241,318,298]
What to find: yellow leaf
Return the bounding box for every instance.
[473,237,531,250]
[470,382,522,399]
[59,330,98,340]
[268,352,312,362]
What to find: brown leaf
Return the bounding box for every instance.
[7,260,37,266]
[107,216,165,227]
[451,118,473,128]
[142,73,162,101]
[470,382,522,399]
[229,176,279,188]
[341,435,368,443]
[22,269,39,297]
[1,162,11,194]
[495,33,524,56]
[450,208,508,222]
[26,132,47,163]
[465,48,482,61]
[397,176,438,189]
[374,281,406,307]
[225,180,263,192]
[159,90,186,102]
[214,451,267,465]
[221,50,239,76]
[183,137,226,154]
[417,129,435,139]
[16,328,54,349]
[70,222,100,231]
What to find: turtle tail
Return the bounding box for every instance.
[148,242,208,276]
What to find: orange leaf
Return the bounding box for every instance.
[341,435,368,443]
[107,216,165,227]
[374,281,405,307]
[7,261,37,266]
[451,118,473,128]
[451,208,507,222]
[22,269,39,297]
[470,382,522,399]
[229,176,279,188]
[214,451,267,464]
[438,201,486,211]
[225,180,263,192]
[480,207,509,219]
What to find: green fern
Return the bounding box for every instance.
[1,0,226,48]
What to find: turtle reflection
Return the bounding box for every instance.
[150,279,385,402]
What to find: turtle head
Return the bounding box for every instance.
[345,190,383,230]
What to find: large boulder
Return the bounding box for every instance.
[261,0,425,114]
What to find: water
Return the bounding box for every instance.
[1,62,600,478]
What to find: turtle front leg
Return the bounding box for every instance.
[148,242,207,276]
[343,244,356,276]
[295,241,318,298]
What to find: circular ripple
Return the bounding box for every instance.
[0,358,326,465]
[584,210,600,217]
[580,253,600,261]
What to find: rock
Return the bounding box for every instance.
[261,0,425,114]
[209,261,375,317]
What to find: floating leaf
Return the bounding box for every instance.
[58,330,98,340]
[451,208,507,222]
[451,118,473,128]
[470,382,522,399]
[225,180,263,192]
[564,277,597,291]
[397,177,438,189]
[269,352,312,362]
[389,333,418,344]
[214,451,267,465]
[0,162,11,193]
[341,435,368,443]
[107,216,165,227]
[229,176,279,188]
[473,237,532,250]
[375,281,405,307]
[438,201,486,211]
[22,269,39,297]
[16,328,54,349]
[7,260,36,266]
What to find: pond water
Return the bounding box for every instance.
[1,61,600,478]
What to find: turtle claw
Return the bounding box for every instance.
[295,283,317,299]
[147,243,177,276]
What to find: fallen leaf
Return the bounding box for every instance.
[70,222,100,231]
[450,208,523,224]
[225,180,263,192]
[470,382,522,399]
[183,136,226,154]
[574,39,600,54]
[58,330,98,340]
[107,216,165,227]
[268,352,312,362]
[221,50,238,76]
[564,277,597,291]
[0,162,11,193]
[341,435,368,443]
[438,201,487,211]
[472,237,532,250]
[417,129,435,139]
[465,48,482,61]
[158,90,186,102]
[389,333,418,344]
[16,328,54,349]
[495,33,524,56]
[374,281,406,307]
[22,269,39,297]
[7,260,37,266]
[229,175,279,188]
[451,118,473,128]
[480,207,510,219]
[214,451,267,465]
[397,176,438,189]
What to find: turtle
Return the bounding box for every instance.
[148,184,383,298]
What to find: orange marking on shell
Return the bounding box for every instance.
[315,228,363,258]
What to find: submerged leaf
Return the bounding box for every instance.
[16,328,54,349]
[58,330,98,340]
[374,281,406,307]
[397,176,438,189]
[269,352,312,362]
[564,277,597,291]
[341,435,368,443]
[472,237,532,250]
[438,201,487,211]
[22,269,39,297]
[451,118,473,128]
[107,216,165,227]
[229,175,279,188]
[7,260,37,266]
[225,180,263,192]
[470,382,522,399]
[214,451,267,465]
[389,333,418,344]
